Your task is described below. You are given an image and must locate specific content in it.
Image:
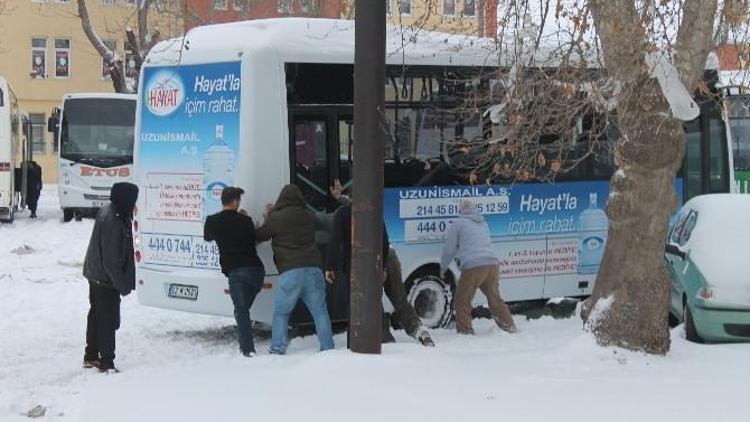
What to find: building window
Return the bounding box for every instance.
[214,0,227,10]
[463,0,476,16]
[29,113,47,154]
[102,40,116,79]
[278,0,292,14]
[125,49,138,81]
[31,38,47,79]
[233,0,247,11]
[54,38,70,79]
[443,0,456,15]
[300,0,316,14]
[101,0,116,6]
[398,0,411,15]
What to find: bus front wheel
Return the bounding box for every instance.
[405,269,454,329]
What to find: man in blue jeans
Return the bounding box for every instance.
[204,187,265,357]
[256,184,334,354]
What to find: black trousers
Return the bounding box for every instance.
[85,283,121,366]
[27,190,40,213]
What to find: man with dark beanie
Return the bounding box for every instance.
[82,182,138,373]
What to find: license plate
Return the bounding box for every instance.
[92,201,109,208]
[168,284,199,301]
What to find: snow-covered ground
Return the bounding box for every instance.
[1,187,749,422]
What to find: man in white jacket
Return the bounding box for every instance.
[441,199,517,335]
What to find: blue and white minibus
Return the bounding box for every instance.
[134,19,733,328]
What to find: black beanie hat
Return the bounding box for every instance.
[110,182,139,216]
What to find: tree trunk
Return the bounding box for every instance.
[477,0,485,37]
[582,0,717,354]
[582,78,685,355]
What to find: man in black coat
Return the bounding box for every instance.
[324,191,434,347]
[82,182,138,373]
[25,161,42,218]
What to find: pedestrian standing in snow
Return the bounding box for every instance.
[325,195,434,347]
[22,161,42,218]
[204,187,265,357]
[82,182,138,373]
[440,199,517,335]
[255,184,334,354]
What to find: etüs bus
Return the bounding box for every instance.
[134,19,733,329]
[50,93,137,222]
[0,77,31,223]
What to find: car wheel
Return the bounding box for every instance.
[405,269,454,329]
[683,298,704,343]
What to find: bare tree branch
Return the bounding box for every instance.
[675,0,719,91]
[76,0,129,93]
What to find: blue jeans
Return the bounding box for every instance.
[271,267,334,353]
[228,266,265,354]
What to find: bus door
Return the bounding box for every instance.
[288,108,353,325]
[683,103,731,201]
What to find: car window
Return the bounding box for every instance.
[670,211,688,244]
[679,210,698,246]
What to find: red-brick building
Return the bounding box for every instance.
[185,0,343,31]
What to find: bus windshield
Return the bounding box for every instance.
[60,98,135,165]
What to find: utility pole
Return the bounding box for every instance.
[350,0,386,354]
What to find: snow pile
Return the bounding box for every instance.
[1,188,749,422]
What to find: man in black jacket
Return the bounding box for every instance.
[82,182,138,373]
[324,196,434,347]
[204,187,265,357]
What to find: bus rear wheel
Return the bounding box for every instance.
[405,269,454,329]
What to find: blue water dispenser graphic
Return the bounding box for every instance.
[202,124,234,219]
[577,192,609,274]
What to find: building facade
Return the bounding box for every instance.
[188,0,497,37]
[0,0,182,183]
[185,0,343,30]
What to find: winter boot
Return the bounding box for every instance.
[416,329,435,347]
[82,359,99,369]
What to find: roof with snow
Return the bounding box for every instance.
[681,194,750,288]
[145,18,508,68]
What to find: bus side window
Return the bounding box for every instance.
[708,118,728,192]
[684,118,703,200]
[293,119,328,211]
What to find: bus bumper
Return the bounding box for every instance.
[136,265,276,324]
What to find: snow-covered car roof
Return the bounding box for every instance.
[680,194,750,287]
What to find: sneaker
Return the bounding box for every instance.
[82,359,99,369]
[495,318,518,334]
[417,330,435,347]
[98,367,120,374]
[268,347,285,355]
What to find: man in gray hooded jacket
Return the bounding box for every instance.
[441,199,517,335]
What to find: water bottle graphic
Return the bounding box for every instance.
[202,124,234,219]
[577,192,609,274]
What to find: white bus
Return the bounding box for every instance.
[0,77,29,223]
[50,93,137,222]
[134,19,733,329]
